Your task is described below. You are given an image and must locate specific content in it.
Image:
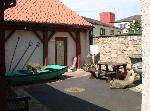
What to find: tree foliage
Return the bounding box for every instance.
[128,20,142,34]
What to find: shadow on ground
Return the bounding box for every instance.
[47,75,73,83]
[28,75,73,85]
[129,78,142,88]
[25,84,110,111]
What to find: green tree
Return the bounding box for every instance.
[128,20,142,34]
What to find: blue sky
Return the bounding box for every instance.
[60,0,141,21]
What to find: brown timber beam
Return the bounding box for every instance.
[0,0,8,111]
[68,32,76,42]
[76,31,81,69]
[4,23,88,32]
[48,31,56,41]
[33,31,43,43]
[5,30,16,42]
[43,29,49,65]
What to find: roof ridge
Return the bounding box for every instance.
[115,14,141,23]
[83,16,121,29]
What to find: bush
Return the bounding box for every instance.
[83,64,95,71]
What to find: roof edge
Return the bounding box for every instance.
[5,19,93,28]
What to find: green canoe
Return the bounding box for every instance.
[6,65,68,86]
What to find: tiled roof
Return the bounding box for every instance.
[4,0,92,27]
[83,17,121,29]
[114,14,141,23]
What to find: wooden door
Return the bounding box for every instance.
[55,37,67,66]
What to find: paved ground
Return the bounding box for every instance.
[11,71,141,111]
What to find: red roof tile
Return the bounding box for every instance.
[4,0,92,27]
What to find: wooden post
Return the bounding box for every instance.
[92,54,96,65]
[0,0,8,111]
[76,31,81,69]
[43,29,49,65]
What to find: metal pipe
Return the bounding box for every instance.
[8,37,20,71]
[22,42,40,69]
[12,41,33,72]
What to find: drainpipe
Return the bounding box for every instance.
[89,27,94,45]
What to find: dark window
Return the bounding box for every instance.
[119,24,126,28]
[120,24,123,28]
[124,24,126,28]
[100,28,105,35]
[118,31,121,34]
[110,30,114,35]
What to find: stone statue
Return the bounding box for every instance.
[68,57,77,72]
[110,70,135,89]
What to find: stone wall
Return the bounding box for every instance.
[141,0,150,110]
[93,34,142,68]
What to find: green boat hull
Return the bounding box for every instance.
[6,65,67,85]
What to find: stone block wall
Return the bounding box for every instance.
[93,35,142,68]
[141,0,150,110]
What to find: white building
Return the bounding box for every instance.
[113,15,141,33]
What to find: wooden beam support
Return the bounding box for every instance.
[33,31,43,43]
[48,31,56,41]
[68,32,76,42]
[4,23,88,32]
[0,0,8,111]
[5,30,16,42]
[76,31,81,69]
[43,29,49,66]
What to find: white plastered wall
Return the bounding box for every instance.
[5,30,43,72]
[141,0,150,110]
[48,32,76,66]
[49,31,90,67]
[5,30,89,71]
[114,22,131,33]
[80,31,90,67]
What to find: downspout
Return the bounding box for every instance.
[89,27,94,45]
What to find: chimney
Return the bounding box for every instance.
[100,12,115,26]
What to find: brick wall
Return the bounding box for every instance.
[93,34,142,68]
